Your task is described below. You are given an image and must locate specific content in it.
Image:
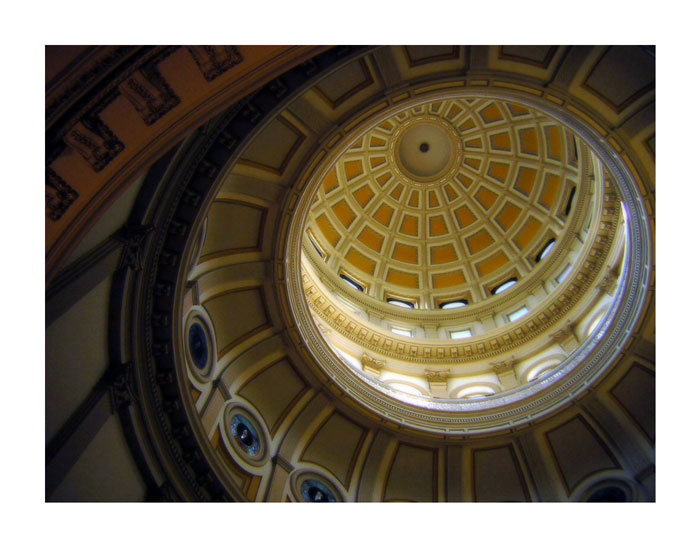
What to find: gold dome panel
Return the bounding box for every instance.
[306,97,584,307]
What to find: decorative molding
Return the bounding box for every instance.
[107,361,137,412]
[187,46,244,82]
[425,370,450,397]
[272,454,295,474]
[490,358,515,375]
[302,188,618,365]
[490,357,517,390]
[119,63,180,125]
[549,320,577,343]
[46,46,139,126]
[46,167,79,221]
[114,223,154,271]
[361,353,385,377]
[596,266,619,296]
[63,114,125,172]
[425,370,450,382]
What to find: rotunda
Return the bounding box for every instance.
[45,45,656,502]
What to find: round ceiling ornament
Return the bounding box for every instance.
[392,115,461,183]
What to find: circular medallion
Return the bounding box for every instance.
[389,115,461,185]
[223,404,269,467]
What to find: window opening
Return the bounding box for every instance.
[308,233,326,258]
[535,238,556,262]
[450,329,472,340]
[387,298,414,309]
[231,414,260,456]
[556,263,573,284]
[440,299,468,310]
[339,274,364,292]
[565,187,576,216]
[507,306,529,322]
[492,278,517,295]
[391,327,412,337]
[301,480,336,503]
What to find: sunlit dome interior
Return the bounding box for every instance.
[300,96,627,404]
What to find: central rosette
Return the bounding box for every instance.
[391,115,462,184]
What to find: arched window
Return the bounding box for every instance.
[387,298,414,309]
[339,274,364,292]
[306,230,326,260]
[301,480,336,503]
[556,263,573,284]
[440,299,468,310]
[507,306,529,322]
[188,323,209,370]
[565,186,576,216]
[535,238,555,262]
[492,278,517,295]
[391,327,412,337]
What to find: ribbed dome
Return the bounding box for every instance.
[306,98,583,308]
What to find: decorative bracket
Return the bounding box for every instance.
[549,320,579,354]
[107,361,137,413]
[115,223,155,271]
[361,353,385,378]
[490,357,518,390]
[425,369,450,397]
[596,265,619,296]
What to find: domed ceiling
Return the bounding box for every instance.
[81,46,654,503]
[293,85,631,420]
[306,97,583,306]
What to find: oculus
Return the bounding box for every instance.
[188,323,208,370]
[301,479,336,503]
[223,404,268,466]
[183,309,215,381]
[231,414,260,456]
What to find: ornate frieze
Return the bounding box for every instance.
[302,198,620,365]
[46,168,79,221]
[187,46,244,82]
[119,64,180,125]
[63,114,125,172]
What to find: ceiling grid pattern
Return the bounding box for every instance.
[308,98,582,306]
